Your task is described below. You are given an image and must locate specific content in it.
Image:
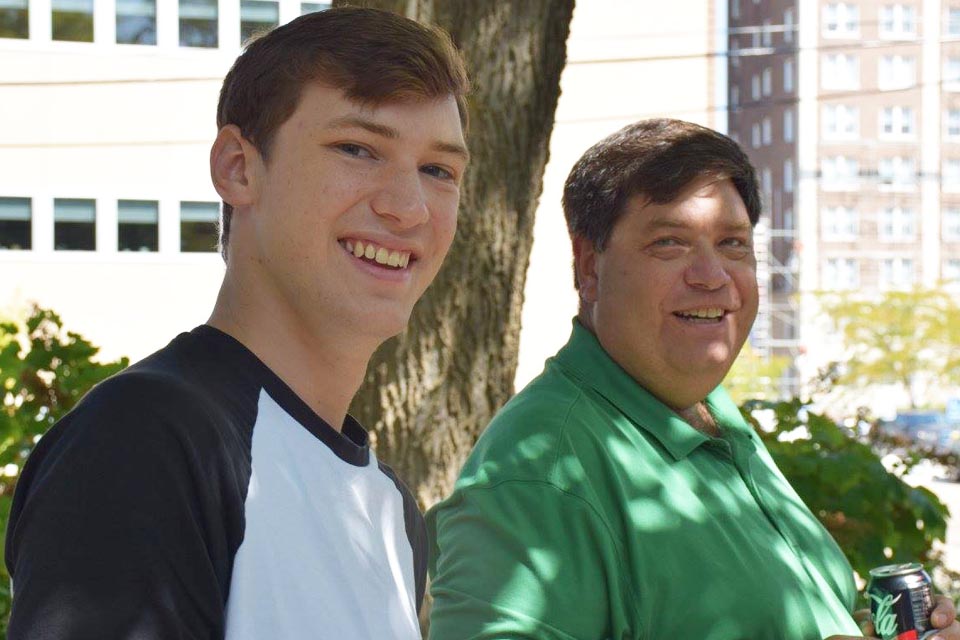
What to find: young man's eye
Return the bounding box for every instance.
[421,164,455,181]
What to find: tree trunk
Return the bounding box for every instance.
[337,0,575,507]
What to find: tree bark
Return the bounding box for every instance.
[337,0,575,507]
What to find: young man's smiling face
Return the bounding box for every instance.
[235,83,467,342]
[575,175,759,410]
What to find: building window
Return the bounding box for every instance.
[118,200,159,252]
[0,0,28,38]
[762,19,773,47]
[784,159,794,193]
[752,123,761,148]
[240,0,278,43]
[823,3,859,37]
[944,207,960,239]
[823,54,859,90]
[879,258,915,290]
[751,30,760,49]
[731,86,739,108]
[784,109,795,142]
[822,156,860,190]
[878,156,916,191]
[949,7,960,35]
[879,206,916,240]
[751,74,761,101]
[878,55,916,90]
[0,197,31,250]
[54,198,96,251]
[947,109,960,138]
[300,2,330,14]
[783,59,794,92]
[944,159,960,190]
[784,8,795,43]
[880,5,917,38]
[762,67,772,96]
[180,0,218,48]
[181,201,219,252]
[822,206,859,240]
[52,0,94,42]
[823,104,859,140]
[879,106,916,138]
[945,259,960,290]
[117,0,157,45]
[731,0,740,19]
[824,257,859,289]
[762,117,772,145]
[946,58,960,91]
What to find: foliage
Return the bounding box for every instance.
[723,342,792,404]
[818,288,960,408]
[0,306,128,635]
[741,398,950,593]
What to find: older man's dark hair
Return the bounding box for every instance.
[562,118,762,285]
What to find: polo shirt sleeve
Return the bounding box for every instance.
[5,373,247,640]
[427,480,635,640]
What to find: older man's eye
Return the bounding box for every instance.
[336,143,374,159]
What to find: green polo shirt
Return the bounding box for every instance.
[427,321,862,640]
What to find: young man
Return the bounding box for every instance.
[427,119,958,640]
[6,8,469,638]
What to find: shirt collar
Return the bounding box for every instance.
[551,319,753,460]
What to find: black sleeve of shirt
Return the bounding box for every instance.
[378,461,428,612]
[5,371,251,640]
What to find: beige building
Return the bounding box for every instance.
[729,0,960,410]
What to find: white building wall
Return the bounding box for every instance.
[515,0,721,387]
[0,0,720,383]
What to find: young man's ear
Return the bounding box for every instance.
[572,235,599,305]
[210,125,259,208]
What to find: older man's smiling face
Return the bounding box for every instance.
[575,175,759,410]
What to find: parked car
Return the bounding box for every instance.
[879,411,960,454]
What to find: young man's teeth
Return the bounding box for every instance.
[343,239,411,269]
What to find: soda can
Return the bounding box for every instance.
[867,562,936,640]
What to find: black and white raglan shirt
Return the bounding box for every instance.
[5,325,427,639]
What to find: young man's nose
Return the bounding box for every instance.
[684,250,732,290]
[370,168,430,227]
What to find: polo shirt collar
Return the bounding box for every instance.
[552,319,752,460]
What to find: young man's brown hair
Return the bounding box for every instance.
[215,6,471,259]
[562,118,761,286]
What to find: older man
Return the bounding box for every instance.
[428,119,957,639]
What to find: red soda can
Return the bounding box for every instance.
[867,563,936,640]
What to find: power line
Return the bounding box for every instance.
[557,76,960,124]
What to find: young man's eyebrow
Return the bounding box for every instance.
[325,115,470,162]
[325,115,400,139]
[433,141,470,162]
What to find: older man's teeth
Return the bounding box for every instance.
[387,251,401,267]
[364,244,376,260]
[353,241,364,258]
[678,308,724,319]
[399,253,410,268]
